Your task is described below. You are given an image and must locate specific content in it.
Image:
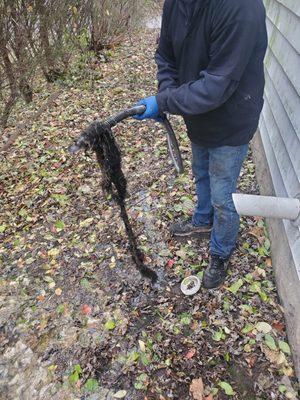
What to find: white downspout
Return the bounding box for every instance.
[232,194,300,227]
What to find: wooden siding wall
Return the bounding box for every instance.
[259,0,300,278]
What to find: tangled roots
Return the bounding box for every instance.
[79,121,158,283]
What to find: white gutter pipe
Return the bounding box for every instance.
[232,194,300,227]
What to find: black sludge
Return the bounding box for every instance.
[78,121,158,283]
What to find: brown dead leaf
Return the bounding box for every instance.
[245,355,257,369]
[38,318,48,331]
[39,249,47,259]
[167,259,175,268]
[50,224,57,233]
[205,395,214,400]
[176,249,186,259]
[272,321,285,333]
[185,348,197,360]
[81,304,92,315]
[263,347,286,366]
[265,258,272,267]
[190,378,204,400]
[248,226,264,244]
[191,320,199,331]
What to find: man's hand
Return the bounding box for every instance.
[133,96,162,121]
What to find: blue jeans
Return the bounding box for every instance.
[191,143,249,259]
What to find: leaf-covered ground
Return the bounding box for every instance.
[1,27,299,400]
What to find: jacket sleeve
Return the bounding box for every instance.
[156,5,259,116]
[155,0,179,93]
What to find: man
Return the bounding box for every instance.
[133,0,268,289]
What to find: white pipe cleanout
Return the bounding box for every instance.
[232,194,300,226]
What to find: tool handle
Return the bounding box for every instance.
[105,105,146,127]
[68,105,146,153]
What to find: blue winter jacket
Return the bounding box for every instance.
[155,0,268,147]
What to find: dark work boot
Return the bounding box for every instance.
[169,218,212,238]
[203,255,229,289]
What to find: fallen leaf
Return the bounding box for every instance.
[185,348,196,360]
[38,318,48,331]
[242,323,254,334]
[78,184,92,194]
[262,347,286,366]
[248,226,264,243]
[281,366,294,377]
[256,321,272,333]
[190,378,204,400]
[272,321,285,333]
[219,381,234,396]
[80,278,90,288]
[285,391,297,400]
[245,355,257,368]
[227,279,243,294]
[264,334,277,350]
[55,288,62,296]
[265,258,272,267]
[113,390,127,398]
[84,378,99,392]
[55,220,64,230]
[212,329,224,342]
[104,319,116,330]
[176,249,186,259]
[0,225,7,233]
[56,304,66,314]
[139,340,146,352]
[278,340,291,355]
[48,248,59,257]
[244,344,252,353]
[81,304,92,315]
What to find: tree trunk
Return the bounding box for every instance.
[19,78,33,104]
[0,46,18,127]
[36,0,61,82]
[1,95,17,128]
[11,5,33,103]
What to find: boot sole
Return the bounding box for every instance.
[202,280,224,289]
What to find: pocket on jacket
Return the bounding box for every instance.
[225,89,263,120]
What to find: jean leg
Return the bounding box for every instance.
[191,143,214,226]
[209,144,249,258]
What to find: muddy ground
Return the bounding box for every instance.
[1,27,299,400]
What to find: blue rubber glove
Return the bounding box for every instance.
[133,96,162,121]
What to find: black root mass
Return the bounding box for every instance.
[78,121,158,283]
